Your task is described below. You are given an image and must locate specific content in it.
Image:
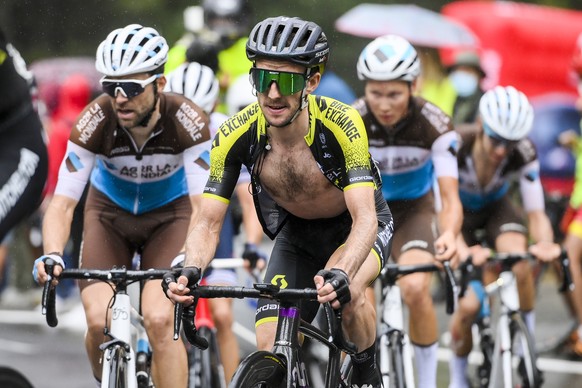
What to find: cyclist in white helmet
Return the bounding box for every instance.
[354,34,463,388]
[165,62,265,384]
[448,85,561,388]
[33,24,212,388]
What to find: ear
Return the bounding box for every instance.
[306,71,321,95]
[157,75,167,91]
[410,78,418,94]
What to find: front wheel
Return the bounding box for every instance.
[188,327,225,388]
[229,351,287,388]
[510,313,543,388]
[107,345,129,388]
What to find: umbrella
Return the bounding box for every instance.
[335,3,479,48]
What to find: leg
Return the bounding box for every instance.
[563,232,582,355]
[209,296,239,383]
[397,249,439,388]
[141,280,188,388]
[80,282,115,380]
[448,286,482,388]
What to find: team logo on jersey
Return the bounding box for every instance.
[65,152,84,172]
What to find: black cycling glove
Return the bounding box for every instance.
[242,242,267,268]
[317,268,351,306]
[161,266,201,298]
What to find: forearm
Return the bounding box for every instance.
[334,213,377,277]
[184,213,223,270]
[438,196,463,236]
[528,211,554,243]
[42,199,75,254]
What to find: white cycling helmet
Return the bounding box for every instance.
[357,34,420,82]
[226,74,255,116]
[164,62,219,113]
[96,24,168,77]
[479,85,534,141]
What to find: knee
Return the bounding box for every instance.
[143,309,172,343]
[84,304,106,339]
[212,305,234,331]
[399,275,431,306]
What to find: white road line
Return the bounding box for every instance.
[436,347,582,375]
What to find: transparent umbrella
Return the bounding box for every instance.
[335,3,479,48]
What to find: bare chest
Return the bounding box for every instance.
[259,143,333,204]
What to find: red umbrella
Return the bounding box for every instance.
[335,3,479,48]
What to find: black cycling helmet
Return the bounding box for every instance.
[246,16,329,70]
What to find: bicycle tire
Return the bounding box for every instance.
[229,351,286,388]
[0,366,34,388]
[188,327,225,388]
[510,313,542,388]
[107,345,129,388]
[388,331,406,388]
[476,322,494,388]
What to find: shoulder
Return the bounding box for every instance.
[160,92,209,143]
[414,96,453,135]
[351,96,368,116]
[69,94,114,146]
[513,138,538,164]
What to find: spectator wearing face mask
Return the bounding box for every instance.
[446,50,486,125]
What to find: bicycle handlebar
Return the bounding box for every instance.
[459,249,574,296]
[41,260,170,328]
[380,261,458,315]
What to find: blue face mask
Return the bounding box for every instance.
[449,70,479,97]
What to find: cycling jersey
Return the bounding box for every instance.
[457,126,545,212]
[0,28,47,241]
[54,92,211,214]
[203,94,385,239]
[353,96,459,201]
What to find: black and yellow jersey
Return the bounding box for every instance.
[203,94,383,239]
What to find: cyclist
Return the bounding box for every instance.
[164,61,266,384]
[559,33,582,357]
[163,16,394,388]
[448,86,561,388]
[354,34,462,388]
[32,24,211,388]
[0,26,48,243]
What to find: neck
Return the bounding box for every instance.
[267,108,309,145]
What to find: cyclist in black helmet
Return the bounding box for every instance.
[164,16,394,388]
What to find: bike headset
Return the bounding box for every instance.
[479,85,534,143]
[95,23,168,127]
[245,16,330,127]
[164,61,219,115]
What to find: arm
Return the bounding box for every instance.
[329,185,377,278]
[34,195,78,283]
[166,196,229,304]
[527,210,561,262]
[436,175,463,262]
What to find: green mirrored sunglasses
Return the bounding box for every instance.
[249,68,308,96]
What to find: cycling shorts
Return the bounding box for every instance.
[79,186,191,289]
[462,195,526,247]
[387,191,438,259]
[255,207,393,327]
[0,105,47,242]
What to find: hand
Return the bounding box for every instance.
[32,253,65,285]
[434,230,458,265]
[468,245,492,267]
[529,241,561,263]
[161,266,201,306]
[314,268,351,309]
[242,242,267,270]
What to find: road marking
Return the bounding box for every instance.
[437,347,582,375]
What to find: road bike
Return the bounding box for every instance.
[458,250,573,388]
[377,261,458,388]
[41,258,165,388]
[175,281,357,388]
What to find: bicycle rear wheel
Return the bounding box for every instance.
[188,326,225,388]
[510,313,542,388]
[107,345,129,388]
[229,351,286,388]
